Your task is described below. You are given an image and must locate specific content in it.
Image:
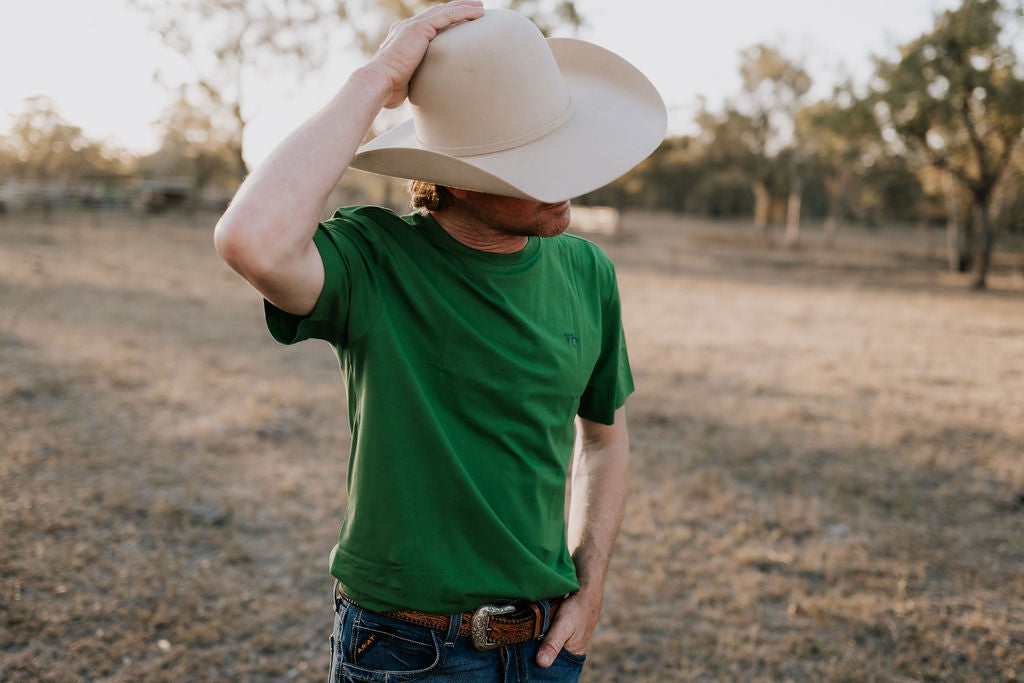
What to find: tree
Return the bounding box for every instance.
[733,45,812,239]
[872,0,1024,288]
[796,83,887,246]
[131,0,582,180]
[0,97,130,215]
[993,142,1024,238]
[130,0,335,180]
[2,96,127,183]
[692,105,763,216]
[578,136,708,212]
[137,86,240,199]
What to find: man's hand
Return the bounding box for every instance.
[366,0,485,109]
[535,408,631,668]
[536,590,602,666]
[214,1,483,314]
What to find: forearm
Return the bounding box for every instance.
[213,2,484,313]
[567,411,631,599]
[536,409,629,664]
[214,68,388,270]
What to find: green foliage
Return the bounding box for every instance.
[994,145,1024,234]
[578,136,735,214]
[689,167,755,218]
[0,96,130,182]
[869,0,1024,285]
[792,83,927,224]
[694,105,760,176]
[136,87,240,193]
[797,84,883,177]
[872,0,1024,202]
[602,0,1024,250]
[736,44,812,165]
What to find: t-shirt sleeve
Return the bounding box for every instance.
[264,222,362,346]
[577,266,634,425]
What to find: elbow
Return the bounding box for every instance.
[213,215,246,272]
[214,214,269,281]
[214,214,241,264]
[214,213,306,295]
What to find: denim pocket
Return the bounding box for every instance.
[338,606,445,682]
[555,646,588,666]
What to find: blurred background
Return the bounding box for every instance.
[2,0,1023,681]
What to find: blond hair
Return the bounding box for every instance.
[409,181,455,212]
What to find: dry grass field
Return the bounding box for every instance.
[2,209,1022,681]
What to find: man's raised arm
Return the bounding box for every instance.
[213,1,484,316]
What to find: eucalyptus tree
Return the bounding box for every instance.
[138,86,240,197]
[734,45,812,239]
[795,83,886,246]
[872,0,1024,288]
[3,96,126,184]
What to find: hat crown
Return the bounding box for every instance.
[409,9,572,156]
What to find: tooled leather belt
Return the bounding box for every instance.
[340,588,563,651]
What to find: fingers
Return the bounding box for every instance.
[368,1,484,108]
[421,1,485,31]
[381,1,483,53]
[385,2,481,42]
[536,613,575,668]
[536,594,599,668]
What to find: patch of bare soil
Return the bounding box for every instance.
[2,211,1022,681]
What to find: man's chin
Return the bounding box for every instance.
[536,203,570,238]
[537,219,571,238]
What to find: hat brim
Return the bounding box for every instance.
[350,38,667,203]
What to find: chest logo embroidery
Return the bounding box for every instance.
[564,332,579,347]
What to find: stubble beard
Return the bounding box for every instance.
[490,202,572,239]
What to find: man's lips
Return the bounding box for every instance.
[542,200,570,212]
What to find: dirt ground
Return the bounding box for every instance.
[1,209,1022,682]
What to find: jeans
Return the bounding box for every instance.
[328,588,587,682]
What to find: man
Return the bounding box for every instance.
[214,3,665,680]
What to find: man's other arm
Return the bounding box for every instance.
[537,406,630,666]
[213,1,484,315]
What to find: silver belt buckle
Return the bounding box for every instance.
[469,603,515,651]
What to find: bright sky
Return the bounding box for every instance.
[0,0,967,167]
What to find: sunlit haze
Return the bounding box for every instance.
[1,0,970,168]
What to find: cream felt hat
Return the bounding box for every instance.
[350,8,667,202]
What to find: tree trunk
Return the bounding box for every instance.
[943,170,970,272]
[783,178,802,248]
[970,200,995,290]
[753,181,770,238]
[823,171,847,249]
[917,195,933,261]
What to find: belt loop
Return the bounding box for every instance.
[444,611,462,646]
[537,599,552,638]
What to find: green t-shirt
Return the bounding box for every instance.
[265,206,633,613]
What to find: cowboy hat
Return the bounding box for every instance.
[350,8,667,203]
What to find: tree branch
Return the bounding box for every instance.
[959,96,991,182]
[930,153,975,193]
